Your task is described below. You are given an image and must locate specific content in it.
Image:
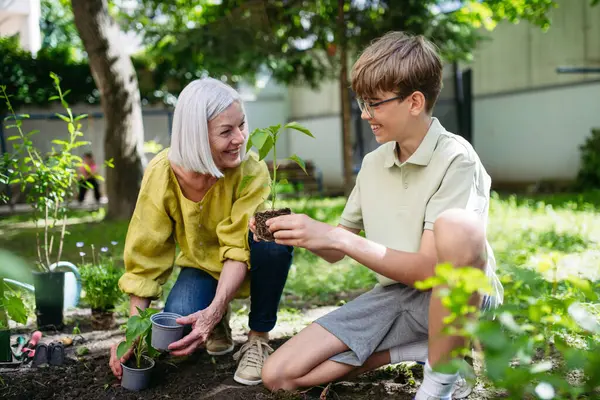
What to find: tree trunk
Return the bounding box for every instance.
[71,0,146,220]
[338,0,354,196]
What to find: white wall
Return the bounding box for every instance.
[287,116,343,190]
[0,0,41,53]
[473,81,600,182]
[471,0,600,96]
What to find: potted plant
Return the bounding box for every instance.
[117,307,160,391]
[244,122,315,241]
[1,74,110,330]
[79,246,124,330]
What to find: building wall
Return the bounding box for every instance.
[0,0,41,53]
[470,0,600,185]
[473,81,600,183]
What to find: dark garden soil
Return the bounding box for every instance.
[253,208,292,242]
[0,338,422,400]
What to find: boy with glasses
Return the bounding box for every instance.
[254,31,503,400]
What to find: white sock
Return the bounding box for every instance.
[414,359,458,400]
[389,340,429,364]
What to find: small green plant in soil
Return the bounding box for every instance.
[243,122,314,241]
[117,307,160,369]
[79,248,124,329]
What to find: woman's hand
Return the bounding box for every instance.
[167,306,224,356]
[249,216,259,240]
[109,340,134,379]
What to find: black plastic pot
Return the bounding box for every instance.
[0,329,11,362]
[32,271,65,330]
[121,355,155,391]
[150,312,184,351]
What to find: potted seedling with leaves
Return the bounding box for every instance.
[116,307,160,391]
[244,122,314,241]
[1,73,112,330]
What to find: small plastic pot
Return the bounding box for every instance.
[150,312,184,351]
[121,355,155,391]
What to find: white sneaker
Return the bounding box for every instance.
[452,374,473,399]
[232,335,273,386]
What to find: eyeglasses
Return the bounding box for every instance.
[356,95,404,118]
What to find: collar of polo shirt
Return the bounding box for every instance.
[384,117,443,168]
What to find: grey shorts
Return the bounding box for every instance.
[315,283,431,367]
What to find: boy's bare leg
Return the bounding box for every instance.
[427,208,486,368]
[262,323,354,391]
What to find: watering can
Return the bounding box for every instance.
[3,261,82,310]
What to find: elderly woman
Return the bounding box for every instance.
[108,78,293,386]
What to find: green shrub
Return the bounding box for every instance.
[575,128,600,190]
[79,259,124,312]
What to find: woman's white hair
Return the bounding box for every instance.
[168,77,246,178]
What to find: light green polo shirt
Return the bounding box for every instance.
[340,118,503,306]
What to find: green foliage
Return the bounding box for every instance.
[575,128,600,190]
[243,122,314,209]
[416,259,600,399]
[121,0,564,92]
[0,37,97,112]
[116,307,160,369]
[0,282,28,329]
[79,259,124,312]
[0,73,109,271]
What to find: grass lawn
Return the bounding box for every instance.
[1,191,600,304]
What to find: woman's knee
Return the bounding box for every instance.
[249,237,293,271]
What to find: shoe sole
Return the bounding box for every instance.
[233,374,262,386]
[206,343,235,356]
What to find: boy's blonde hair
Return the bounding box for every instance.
[351,31,443,113]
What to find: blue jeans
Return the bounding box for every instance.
[164,232,293,332]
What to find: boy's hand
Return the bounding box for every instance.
[267,214,336,250]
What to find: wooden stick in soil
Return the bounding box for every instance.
[44,201,50,270]
[56,213,67,266]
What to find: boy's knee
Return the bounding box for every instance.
[433,208,486,269]
[262,356,287,391]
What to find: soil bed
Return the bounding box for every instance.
[0,338,424,400]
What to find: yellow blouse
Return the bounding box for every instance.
[118,148,270,299]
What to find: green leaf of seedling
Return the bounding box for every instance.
[68,123,75,135]
[18,114,30,119]
[3,293,28,325]
[238,175,256,197]
[7,136,20,141]
[284,121,314,138]
[74,114,88,121]
[116,341,131,359]
[104,158,115,168]
[55,113,70,123]
[52,140,69,146]
[267,124,281,137]
[287,154,307,174]
[279,178,289,185]
[249,128,270,150]
[258,136,274,161]
[63,89,71,98]
[27,130,40,137]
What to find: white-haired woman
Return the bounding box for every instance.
[108,77,293,386]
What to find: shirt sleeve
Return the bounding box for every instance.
[424,156,487,231]
[216,158,270,266]
[119,163,176,299]
[339,170,364,230]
